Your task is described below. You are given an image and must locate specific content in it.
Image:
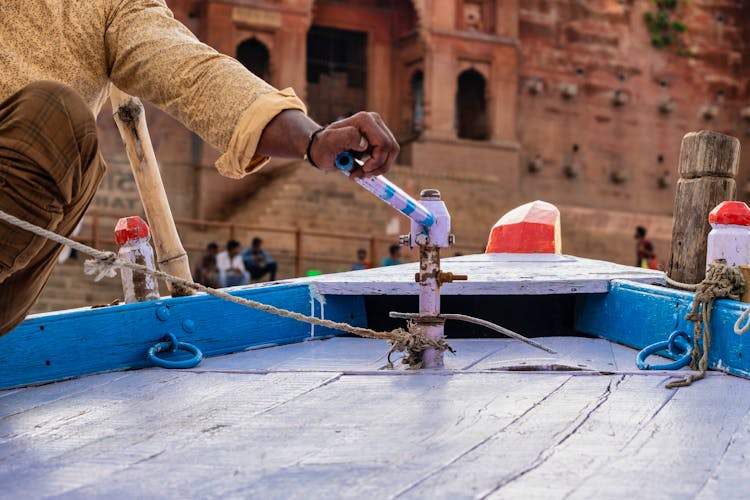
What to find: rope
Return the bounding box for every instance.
[735,308,750,335]
[0,208,450,367]
[664,275,699,291]
[664,260,744,389]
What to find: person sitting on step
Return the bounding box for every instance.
[216,240,249,288]
[242,237,277,282]
[381,244,402,267]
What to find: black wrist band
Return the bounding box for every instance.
[304,127,326,169]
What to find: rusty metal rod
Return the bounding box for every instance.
[389,312,557,354]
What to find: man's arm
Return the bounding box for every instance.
[106,0,398,178]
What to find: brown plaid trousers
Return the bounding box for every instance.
[0,81,104,335]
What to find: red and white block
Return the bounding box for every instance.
[706,201,750,268]
[486,200,561,254]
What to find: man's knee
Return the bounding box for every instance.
[16,81,98,149]
[1,81,101,204]
[17,80,93,121]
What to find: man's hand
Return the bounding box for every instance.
[257,110,399,178]
[311,112,399,177]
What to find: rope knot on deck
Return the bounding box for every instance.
[385,322,454,369]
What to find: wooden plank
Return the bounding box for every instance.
[0,284,366,389]
[443,339,513,370]
[29,372,575,498]
[387,376,616,498]
[576,279,750,379]
[296,254,664,296]
[0,371,133,420]
[190,338,510,372]
[191,338,392,372]
[697,403,750,498]
[472,337,618,372]
[401,375,675,498]
[561,375,750,498]
[0,370,338,498]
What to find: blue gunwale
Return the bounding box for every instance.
[0,283,366,390]
[7,274,750,390]
[576,279,750,379]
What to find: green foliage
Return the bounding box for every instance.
[643,0,687,50]
[655,0,678,8]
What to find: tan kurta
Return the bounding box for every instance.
[0,0,306,178]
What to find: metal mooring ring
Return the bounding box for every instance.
[147,332,203,369]
[636,331,693,371]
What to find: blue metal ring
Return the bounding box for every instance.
[336,152,353,171]
[636,331,693,370]
[148,334,203,369]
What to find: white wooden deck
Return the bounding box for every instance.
[296,254,664,295]
[1,337,747,499]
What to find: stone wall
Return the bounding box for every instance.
[517,0,750,217]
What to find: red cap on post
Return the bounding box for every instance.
[114,216,151,245]
[486,200,562,254]
[708,201,750,226]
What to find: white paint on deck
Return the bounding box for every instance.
[288,254,664,295]
[1,337,746,499]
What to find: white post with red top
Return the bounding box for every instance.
[115,216,160,304]
[706,201,750,268]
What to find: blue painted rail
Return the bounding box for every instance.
[0,283,366,389]
[576,279,750,379]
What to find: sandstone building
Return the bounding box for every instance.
[91,0,750,274]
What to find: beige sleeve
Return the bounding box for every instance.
[105,0,306,178]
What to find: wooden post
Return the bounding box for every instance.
[110,88,194,296]
[668,130,741,284]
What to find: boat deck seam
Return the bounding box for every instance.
[182,367,727,378]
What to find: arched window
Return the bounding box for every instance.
[456,69,488,140]
[236,38,270,81]
[411,70,424,133]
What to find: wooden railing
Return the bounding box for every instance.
[76,211,484,278]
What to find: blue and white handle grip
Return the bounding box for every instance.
[336,151,435,228]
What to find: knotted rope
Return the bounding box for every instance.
[665,260,744,388]
[0,208,450,368]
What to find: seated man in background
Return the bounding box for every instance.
[381,244,402,267]
[243,237,277,282]
[351,248,370,271]
[194,254,220,289]
[216,240,249,287]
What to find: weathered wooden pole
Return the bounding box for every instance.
[110,87,194,296]
[668,130,741,284]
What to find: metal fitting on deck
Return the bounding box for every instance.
[437,271,468,285]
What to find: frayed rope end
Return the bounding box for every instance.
[84,252,119,282]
